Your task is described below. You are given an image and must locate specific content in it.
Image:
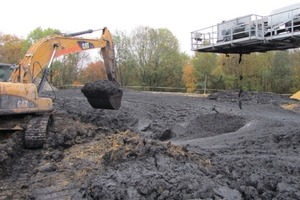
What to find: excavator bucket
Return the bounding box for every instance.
[81,80,123,110]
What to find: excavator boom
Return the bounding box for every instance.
[5,27,122,113]
[10,27,117,84]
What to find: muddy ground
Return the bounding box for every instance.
[0,88,299,200]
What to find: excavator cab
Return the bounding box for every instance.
[0,63,14,82]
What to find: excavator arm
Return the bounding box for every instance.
[1,27,122,116]
[9,27,117,84]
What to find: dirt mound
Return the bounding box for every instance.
[83,131,230,200]
[0,132,23,178]
[45,113,99,149]
[100,131,209,165]
[0,89,299,199]
[0,113,100,178]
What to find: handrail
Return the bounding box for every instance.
[191,5,300,53]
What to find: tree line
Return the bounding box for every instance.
[0,26,299,94]
[189,51,300,94]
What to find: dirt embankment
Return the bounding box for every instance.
[0,89,299,199]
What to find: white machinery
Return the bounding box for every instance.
[191,3,300,54]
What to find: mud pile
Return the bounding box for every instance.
[81,80,123,109]
[0,89,299,199]
[83,131,231,200]
[0,132,23,178]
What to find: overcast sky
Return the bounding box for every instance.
[1,0,300,55]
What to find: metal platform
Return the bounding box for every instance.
[191,5,300,54]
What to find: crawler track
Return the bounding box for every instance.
[24,114,52,148]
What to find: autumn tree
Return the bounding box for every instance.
[0,33,23,63]
[51,52,91,86]
[77,61,107,84]
[166,52,189,89]
[182,63,197,93]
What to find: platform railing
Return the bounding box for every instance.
[191,6,300,52]
[191,25,218,51]
[191,14,265,50]
[267,7,300,38]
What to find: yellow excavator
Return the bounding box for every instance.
[0,27,123,148]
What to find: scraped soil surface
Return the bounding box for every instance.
[0,89,299,199]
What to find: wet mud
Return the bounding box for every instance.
[0,89,299,199]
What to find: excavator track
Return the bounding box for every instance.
[24,114,52,148]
